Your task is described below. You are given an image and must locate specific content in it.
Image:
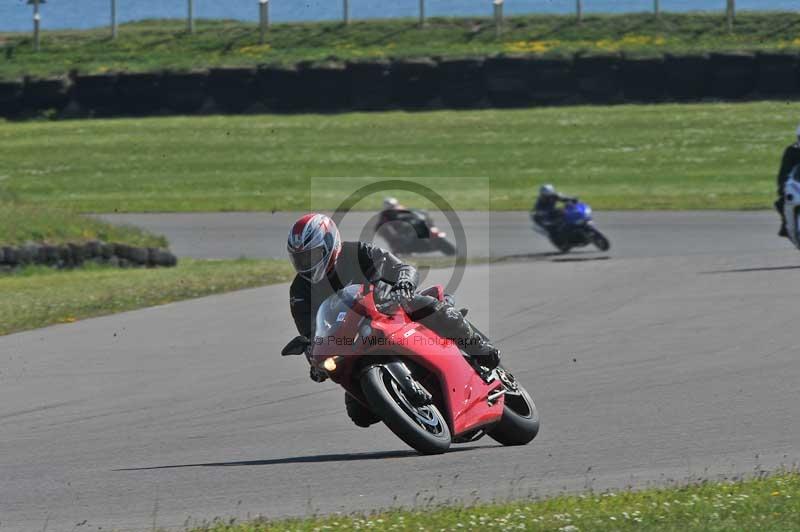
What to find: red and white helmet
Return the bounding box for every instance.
[287,213,342,283]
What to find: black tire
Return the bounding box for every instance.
[360,365,451,455]
[591,228,611,252]
[435,238,457,256]
[549,229,571,254]
[552,237,571,254]
[487,378,540,446]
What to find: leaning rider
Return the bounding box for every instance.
[531,184,577,231]
[774,124,800,238]
[286,214,500,425]
[375,196,414,232]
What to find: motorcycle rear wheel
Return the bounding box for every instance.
[361,365,451,455]
[487,373,540,446]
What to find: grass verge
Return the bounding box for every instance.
[3,13,800,79]
[0,199,166,247]
[196,472,800,531]
[0,259,294,336]
[0,102,792,212]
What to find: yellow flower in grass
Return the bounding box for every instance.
[505,39,560,54]
[237,44,272,56]
[595,35,666,51]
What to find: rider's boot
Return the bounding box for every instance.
[464,340,501,371]
[345,392,380,428]
[462,327,501,370]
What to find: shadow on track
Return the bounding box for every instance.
[116,445,496,472]
[701,265,800,275]
[495,251,610,264]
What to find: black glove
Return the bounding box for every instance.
[310,366,328,383]
[390,280,415,302]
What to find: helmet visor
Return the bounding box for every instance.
[290,246,326,273]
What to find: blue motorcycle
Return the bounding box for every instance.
[532,200,611,253]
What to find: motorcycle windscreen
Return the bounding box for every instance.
[314,284,362,339]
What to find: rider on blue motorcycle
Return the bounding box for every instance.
[531,184,577,232]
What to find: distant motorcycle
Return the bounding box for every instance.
[375,209,456,256]
[532,200,611,253]
[783,167,800,249]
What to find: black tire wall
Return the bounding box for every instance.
[2,51,800,119]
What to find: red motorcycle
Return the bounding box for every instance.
[282,284,539,454]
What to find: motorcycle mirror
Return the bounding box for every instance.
[282,336,310,356]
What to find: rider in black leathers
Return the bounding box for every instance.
[774,131,800,237]
[287,214,500,427]
[288,215,500,427]
[531,184,577,232]
[289,241,498,367]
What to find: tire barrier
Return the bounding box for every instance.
[390,58,441,109]
[22,77,71,114]
[529,56,575,105]
[708,52,757,100]
[256,65,302,111]
[208,67,257,113]
[2,51,800,119]
[574,54,623,103]
[756,52,800,96]
[0,241,178,271]
[664,54,710,101]
[485,56,533,108]
[162,71,209,113]
[299,61,351,111]
[0,79,23,116]
[620,56,666,102]
[439,58,487,109]
[348,60,393,110]
[73,73,120,115]
[116,72,164,115]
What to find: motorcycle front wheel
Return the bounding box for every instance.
[487,371,540,446]
[590,228,611,252]
[361,365,451,455]
[435,238,457,256]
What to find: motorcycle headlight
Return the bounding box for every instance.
[323,356,344,373]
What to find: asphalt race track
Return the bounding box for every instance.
[3,212,800,531]
[100,211,786,261]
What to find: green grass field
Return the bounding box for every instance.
[0,199,166,246]
[0,255,469,336]
[0,102,792,212]
[196,472,800,531]
[0,259,294,336]
[2,13,800,80]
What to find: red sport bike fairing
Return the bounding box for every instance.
[282,284,539,455]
